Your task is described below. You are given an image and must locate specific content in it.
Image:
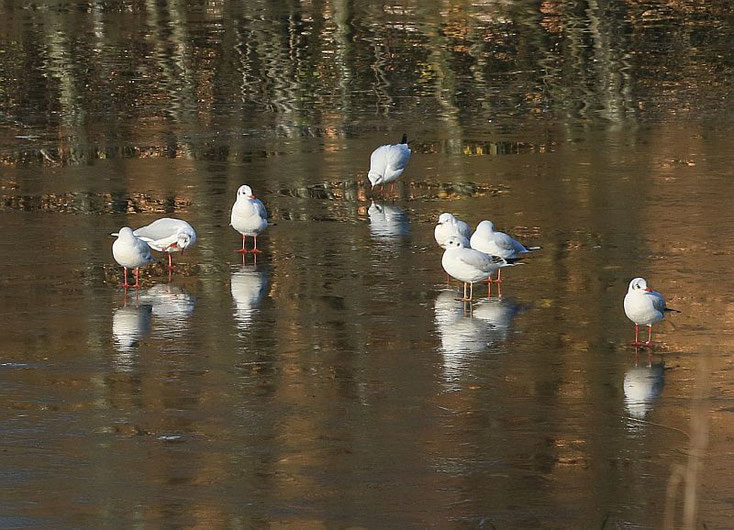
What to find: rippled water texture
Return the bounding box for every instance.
[1,1,734,527]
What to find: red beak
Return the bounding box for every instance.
[644,287,652,292]
[248,195,255,199]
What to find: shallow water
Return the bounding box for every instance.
[1,1,734,528]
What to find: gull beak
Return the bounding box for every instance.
[644,287,652,292]
[248,195,255,199]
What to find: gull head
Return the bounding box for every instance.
[438,212,456,225]
[445,236,467,250]
[628,277,650,293]
[117,227,134,239]
[237,185,255,199]
[177,229,194,250]
[475,220,496,234]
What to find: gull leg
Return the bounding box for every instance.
[121,267,130,289]
[133,267,141,289]
[236,234,248,253]
[168,253,173,271]
[631,324,644,347]
[251,235,262,254]
[645,325,653,346]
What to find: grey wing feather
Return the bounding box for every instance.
[459,249,498,272]
[253,199,268,219]
[650,291,667,312]
[134,218,188,240]
[386,144,410,171]
[495,232,527,255]
[456,220,471,240]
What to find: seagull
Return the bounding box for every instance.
[368,134,411,193]
[133,218,196,271]
[434,212,471,249]
[441,236,517,302]
[231,185,268,253]
[112,227,155,289]
[470,220,539,284]
[623,277,680,347]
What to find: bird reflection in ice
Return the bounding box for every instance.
[138,284,195,339]
[624,356,665,421]
[368,201,410,240]
[112,298,152,369]
[434,290,523,379]
[231,265,269,329]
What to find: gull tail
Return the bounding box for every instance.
[527,246,542,251]
[665,308,681,313]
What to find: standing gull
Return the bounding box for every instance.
[112,227,155,289]
[368,134,411,194]
[435,212,471,249]
[441,236,517,302]
[623,277,679,347]
[231,185,268,253]
[133,218,196,271]
[470,220,539,284]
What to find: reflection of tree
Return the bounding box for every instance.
[0,0,731,168]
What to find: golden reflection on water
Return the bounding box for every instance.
[0,0,733,528]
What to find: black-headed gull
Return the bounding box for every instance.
[368,134,411,193]
[231,185,268,253]
[112,227,155,289]
[434,212,471,249]
[470,220,539,284]
[441,236,517,301]
[623,277,679,347]
[133,218,196,271]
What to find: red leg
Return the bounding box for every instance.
[251,235,262,254]
[236,234,248,253]
[168,253,173,271]
[495,268,503,283]
[134,267,141,288]
[631,324,644,347]
[645,325,653,346]
[121,267,130,289]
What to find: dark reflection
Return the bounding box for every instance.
[368,201,410,240]
[230,265,269,330]
[112,300,153,367]
[138,284,195,339]
[624,357,665,422]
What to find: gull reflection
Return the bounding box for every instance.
[231,265,269,329]
[138,284,195,339]
[368,201,410,239]
[624,359,665,420]
[434,291,522,380]
[112,301,152,369]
